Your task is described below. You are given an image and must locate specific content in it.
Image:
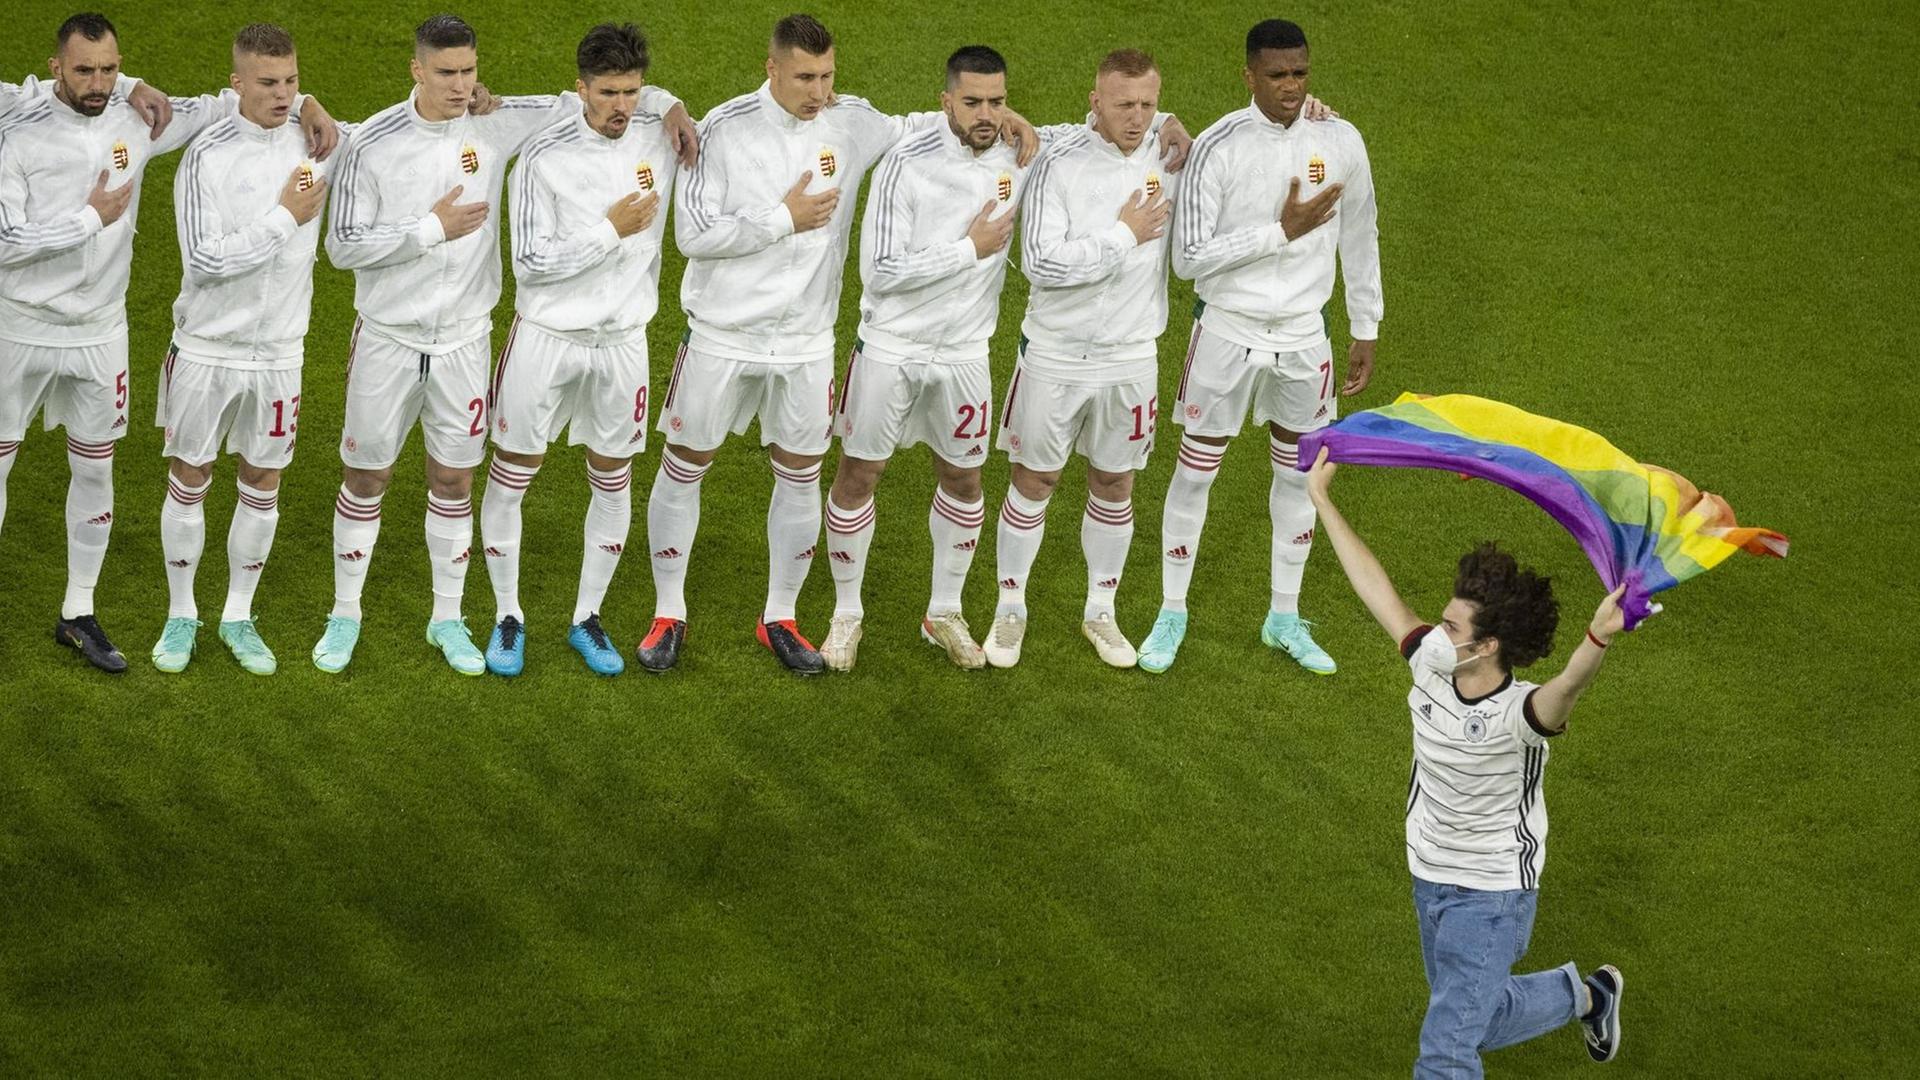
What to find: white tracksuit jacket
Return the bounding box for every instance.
[854,121,1081,362]
[1171,102,1381,350]
[325,85,679,355]
[509,107,677,345]
[170,110,344,367]
[1016,115,1178,384]
[675,82,936,364]
[0,86,241,346]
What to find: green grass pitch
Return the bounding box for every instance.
[2,0,1914,1073]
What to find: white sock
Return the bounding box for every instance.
[764,459,821,623]
[993,488,1049,618]
[928,487,984,618]
[575,462,631,624]
[63,437,115,619]
[222,481,279,623]
[481,458,538,622]
[825,494,875,619]
[0,439,18,537]
[1082,494,1134,620]
[647,449,707,621]
[1161,437,1224,613]
[161,473,211,619]
[331,486,383,620]
[1270,436,1314,614]
[425,492,473,624]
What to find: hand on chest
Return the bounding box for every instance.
[1239,140,1339,216]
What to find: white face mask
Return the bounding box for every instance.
[1418,626,1487,677]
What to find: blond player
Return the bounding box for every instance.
[985,49,1180,670]
[150,23,341,676]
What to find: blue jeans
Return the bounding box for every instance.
[1411,877,1581,1079]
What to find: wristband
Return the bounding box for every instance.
[1586,630,1609,650]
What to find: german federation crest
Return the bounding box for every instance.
[818,146,838,178]
[460,144,480,175]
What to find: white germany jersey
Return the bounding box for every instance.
[1399,626,1557,892]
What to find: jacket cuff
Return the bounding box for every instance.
[1349,318,1379,341]
[265,205,299,236]
[1106,219,1137,249]
[769,201,797,240]
[591,217,622,249]
[415,213,446,247]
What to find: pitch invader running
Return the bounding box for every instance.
[477,23,682,677]
[0,12,337,674]
[821,46,1184,672]
[1139,19,1381,676]
[149,23,342,676]
[316,13,694,676]
[985,49,1186,670]
[642,14,1038,675]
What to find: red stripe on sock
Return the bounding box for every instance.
[1000,501,1046,530]
[335,494,382,522]
[825,502,876,534]
[661,454,706,484]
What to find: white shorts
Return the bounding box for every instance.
[995,350,1157,474]
[657,337,833,456]
[338,319,490,470]
[156,346,303,469]
[1173,319,1337,436]
[489,318,649,460]
[834,343,991,468]
[0,331,130,443]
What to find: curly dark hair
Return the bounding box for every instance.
[1453,542,1559,670]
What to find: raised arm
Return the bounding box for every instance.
[833,95,943,161]
[1525,586,1625,734]
[1305,448,1423,643]
[149,88,244,156]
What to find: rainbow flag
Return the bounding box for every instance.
[1296,393,1788,629]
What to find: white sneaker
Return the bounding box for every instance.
[921,611,986,670]
[1081,612,1137,668]
[984,611,1026,668]
[820,613,863,672]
